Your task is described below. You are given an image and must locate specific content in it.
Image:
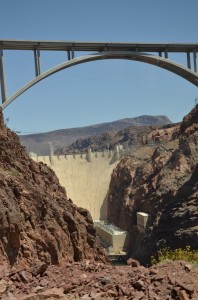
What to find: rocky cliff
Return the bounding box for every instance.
[0,107,197,299]
[20,115,171,155]
[55,123,179,155]
[0,108,106,271]
[107,105,198,263]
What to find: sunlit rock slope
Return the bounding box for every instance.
[107,105,198,263]
[0,108,106,270]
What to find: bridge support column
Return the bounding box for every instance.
[34,50,39,76]
[165,49,168,59]
[0,49,7,103]
[37,48,41,75]
[71,47,75,59]
[193,50,197,73]
[187,52,191,69]
[67,51,71,60]
[34,48,41,76]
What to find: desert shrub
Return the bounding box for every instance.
[151,246,198,266]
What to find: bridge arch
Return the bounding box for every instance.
[2,51,198,109]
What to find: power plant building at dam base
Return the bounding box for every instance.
[30,147,123,221]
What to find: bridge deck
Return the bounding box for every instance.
[1,40,198,52]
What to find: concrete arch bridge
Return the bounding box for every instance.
[0,40,198,109]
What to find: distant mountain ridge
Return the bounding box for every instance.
[19,115,172,155]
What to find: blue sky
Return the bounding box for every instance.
[0,0,198,133]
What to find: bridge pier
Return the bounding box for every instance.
[187,52,191,69]
[34,50,39,76]
[34,48,41,76]
[67,49,75,60]
[193,50,197,73]
[67,50,71,60]
[71,47,75,59]
[0,50,7,103]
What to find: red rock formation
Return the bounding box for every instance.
[0,106,198,300]
[0,108,107,270]
[1,259,198,299]
[107,105,198,263]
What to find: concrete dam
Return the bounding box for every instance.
[30,147,123,220]
[31,146,150,257]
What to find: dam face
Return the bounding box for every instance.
[31,148,122,220]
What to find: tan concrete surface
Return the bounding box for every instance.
[32,150,121,220]
[137,212,149,233]
[96,223,129,252]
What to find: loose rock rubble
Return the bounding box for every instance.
[0,260,198,299]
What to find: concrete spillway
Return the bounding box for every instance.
[31,148,122,220]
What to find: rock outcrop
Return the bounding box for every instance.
[1,260,198,299]
[107,105,198,263]
[0,108,106,271]
[55,123,179,155]
[20,115,171,155]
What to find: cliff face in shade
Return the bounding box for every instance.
[107,105,198,263]
[0,108,107,269]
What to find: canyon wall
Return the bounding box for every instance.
[0,108,107,269]
[107,105,198,263]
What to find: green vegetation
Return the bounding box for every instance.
[151,246,198,267]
